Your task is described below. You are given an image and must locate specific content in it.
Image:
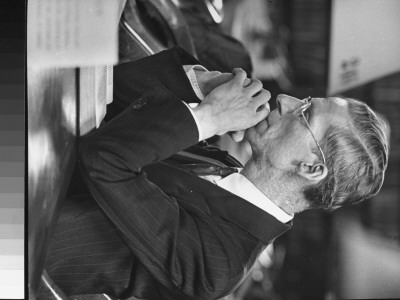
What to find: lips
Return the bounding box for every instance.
[255,116,269,132]
[266,109,273,124]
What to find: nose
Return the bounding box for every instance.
[276,94,303,114]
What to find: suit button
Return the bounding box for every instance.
[132,97,147,110]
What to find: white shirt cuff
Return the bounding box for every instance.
[182,65,209,141]
[184,64,208,100]
[181,102,204,141]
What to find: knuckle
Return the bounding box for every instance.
[243,78,252,87]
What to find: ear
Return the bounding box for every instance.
[296,162,328,182]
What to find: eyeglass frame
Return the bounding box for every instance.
[295,96,327,165]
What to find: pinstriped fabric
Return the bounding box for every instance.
[45,185,266,300]
[45,195,134,297]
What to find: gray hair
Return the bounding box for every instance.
[303,98,389,211]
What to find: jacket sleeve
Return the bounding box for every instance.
[78,85,243,299]
[107,47,202,120]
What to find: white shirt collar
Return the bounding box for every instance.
[216,173,293,223]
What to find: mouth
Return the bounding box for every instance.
[246,115,269,140]
[254,115,269,131]
[250,108,272,133]
[265,108,273,124]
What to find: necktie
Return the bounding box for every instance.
[163,145,241,178]
[171,162,239,177]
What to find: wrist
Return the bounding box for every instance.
[192,103,220,140]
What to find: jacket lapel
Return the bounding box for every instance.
[143,162,291,244]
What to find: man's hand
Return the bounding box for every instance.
[192,68,271,141]
[196,70,234,96]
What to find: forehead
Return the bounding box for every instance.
[310,97,348,115]
[309,97,350,134]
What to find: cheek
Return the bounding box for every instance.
[264,125,305,168]
[269,122,297,147]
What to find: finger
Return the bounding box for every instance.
[230,130,245,142]
[231,68,247,86]
[252,89,271,108]
[256,103,270,114]
[254,105,270,123]
[244,78,263,95]
[242,77,252,87]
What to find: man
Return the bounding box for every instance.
[45,47,388,300]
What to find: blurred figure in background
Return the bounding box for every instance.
[230,0,292,92]
[174,0,253,74]
[224,0,292,94]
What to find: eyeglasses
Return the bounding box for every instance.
[295,96,326,165]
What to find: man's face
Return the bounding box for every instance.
[245,95,350,171]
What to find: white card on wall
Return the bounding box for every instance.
[328,0,400,95]
[28,0,120,67]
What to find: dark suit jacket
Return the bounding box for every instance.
[45,47,291,300]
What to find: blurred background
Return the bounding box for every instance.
[217,1,400,299]
[26,0,400,299]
